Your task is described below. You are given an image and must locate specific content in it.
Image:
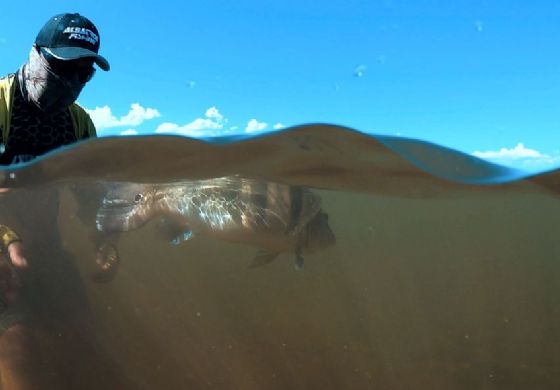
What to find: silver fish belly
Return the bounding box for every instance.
[96,176,335,268]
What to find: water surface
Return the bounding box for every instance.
[1,124,558,389]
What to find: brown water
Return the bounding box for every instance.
[0,125,559,389]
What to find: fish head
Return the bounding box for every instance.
[96,182,159,232]
[302,211,336,253]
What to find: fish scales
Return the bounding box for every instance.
[96,176,335,268]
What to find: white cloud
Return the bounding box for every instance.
[120,129,138,136]
[155,122,180,133]
[155,106,226,137]
[473,143,543,160]
[86,103,161,130]
[472,143,560,171]
[92,104,280,139]
[245,119,268,133]
[205,106,223,121]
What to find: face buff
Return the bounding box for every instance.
[19,47,85,113]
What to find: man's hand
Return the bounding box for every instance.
[6,242,28,269]
[0,243,26,305]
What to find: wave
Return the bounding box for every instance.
[1,123,553,191]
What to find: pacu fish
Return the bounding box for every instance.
[95,176,335,269]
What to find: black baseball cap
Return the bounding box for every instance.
[35,13,110,71]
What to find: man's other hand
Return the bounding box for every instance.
[6,242,28,269]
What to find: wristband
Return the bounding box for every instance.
[0,225,21,253]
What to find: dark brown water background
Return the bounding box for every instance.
[0,125,559,389]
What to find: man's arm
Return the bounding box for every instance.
[0,225,27,269]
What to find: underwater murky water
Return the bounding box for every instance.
[0,125,558,389]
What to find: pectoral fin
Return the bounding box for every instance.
[249,251,280,268]
[156,219,191,243]
[171,230,193,245]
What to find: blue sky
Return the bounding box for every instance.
[1,1,559,172]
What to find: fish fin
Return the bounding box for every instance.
[285,189,322,236]
[171,230,193,245]
[156,218,188,241]
[249,251,280,268]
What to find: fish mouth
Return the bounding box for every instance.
[96,202,148,232]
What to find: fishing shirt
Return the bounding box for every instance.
[0,71,90,164]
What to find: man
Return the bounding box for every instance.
[0,13,117,389]
[0,11,109,258]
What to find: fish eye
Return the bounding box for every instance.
[134,194,143,203]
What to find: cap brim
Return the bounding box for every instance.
[43,47,110,71]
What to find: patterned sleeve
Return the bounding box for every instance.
[83,112,97,139]
[69,103,98,140]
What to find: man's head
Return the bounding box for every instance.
[22,13,110,113]
[35,13,110,72]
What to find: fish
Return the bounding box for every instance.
[95,176,336,269]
